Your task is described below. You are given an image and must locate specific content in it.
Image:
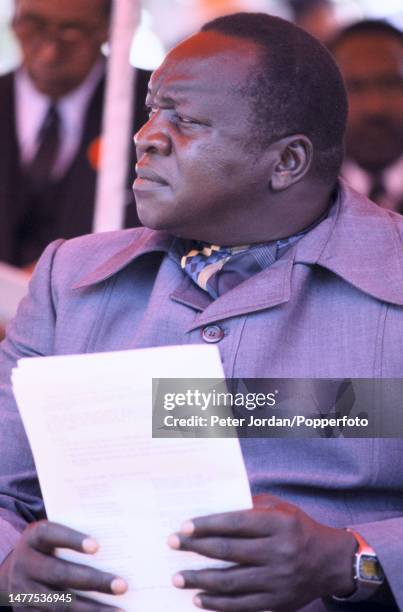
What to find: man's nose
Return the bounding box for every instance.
[134,115,172,157]
[360,85,390,116]
[35,40,62,64]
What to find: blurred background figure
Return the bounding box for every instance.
[288,0,338,42]
[330,20,403,212]
[0,0,149,268]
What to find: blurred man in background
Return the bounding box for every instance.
[288,0,338,43]
[331,20,403,212]
[0,0,149,268]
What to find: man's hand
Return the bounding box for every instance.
[0,520,127,611]
[168,494,357,612]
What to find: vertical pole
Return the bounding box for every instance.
[93,0,141,232]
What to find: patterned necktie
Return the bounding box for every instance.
[181,242,277,299]
[25,104,61,190]
[180,195,333,298]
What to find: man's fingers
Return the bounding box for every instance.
[168,534,270,564]
[174,566,271,594]
[178,507,283,539]
[27,521,97,555]
[31,555,127,594]
[193,591,273,611]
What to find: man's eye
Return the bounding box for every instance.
[145,107,198,125]
[176,114,197,125]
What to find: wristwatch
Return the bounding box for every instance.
[332,529,385,602]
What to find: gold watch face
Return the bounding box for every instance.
[359,554,384,583]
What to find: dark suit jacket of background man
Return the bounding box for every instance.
[0,67,150,267]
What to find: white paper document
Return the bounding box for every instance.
[0,262,30,325]
[12,345,252,611]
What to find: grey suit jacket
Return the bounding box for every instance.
[1,181,403,611]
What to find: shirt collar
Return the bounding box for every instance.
[342,157,403,201]
[384,156,403,200]
[15,68,49,164]
[15,59,104,167]
[342,160,372,196]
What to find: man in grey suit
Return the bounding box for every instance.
[0,12,402,612]
[0,0,148,268]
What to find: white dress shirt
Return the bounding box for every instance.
[342,157,403,213]
[14,60,104,179]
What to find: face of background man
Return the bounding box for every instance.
[334,33,403,172]
[13,0,109,99]
[134,31,283,246]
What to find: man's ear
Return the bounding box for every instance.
[270,135,313,192]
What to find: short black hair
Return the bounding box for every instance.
[201,12,348,183]
[329,19,403,51]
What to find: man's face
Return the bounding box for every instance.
[13,0,109,98]
[334,33,403,172]
[134,32,277,245]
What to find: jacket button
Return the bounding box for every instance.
[201,325,224,343]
